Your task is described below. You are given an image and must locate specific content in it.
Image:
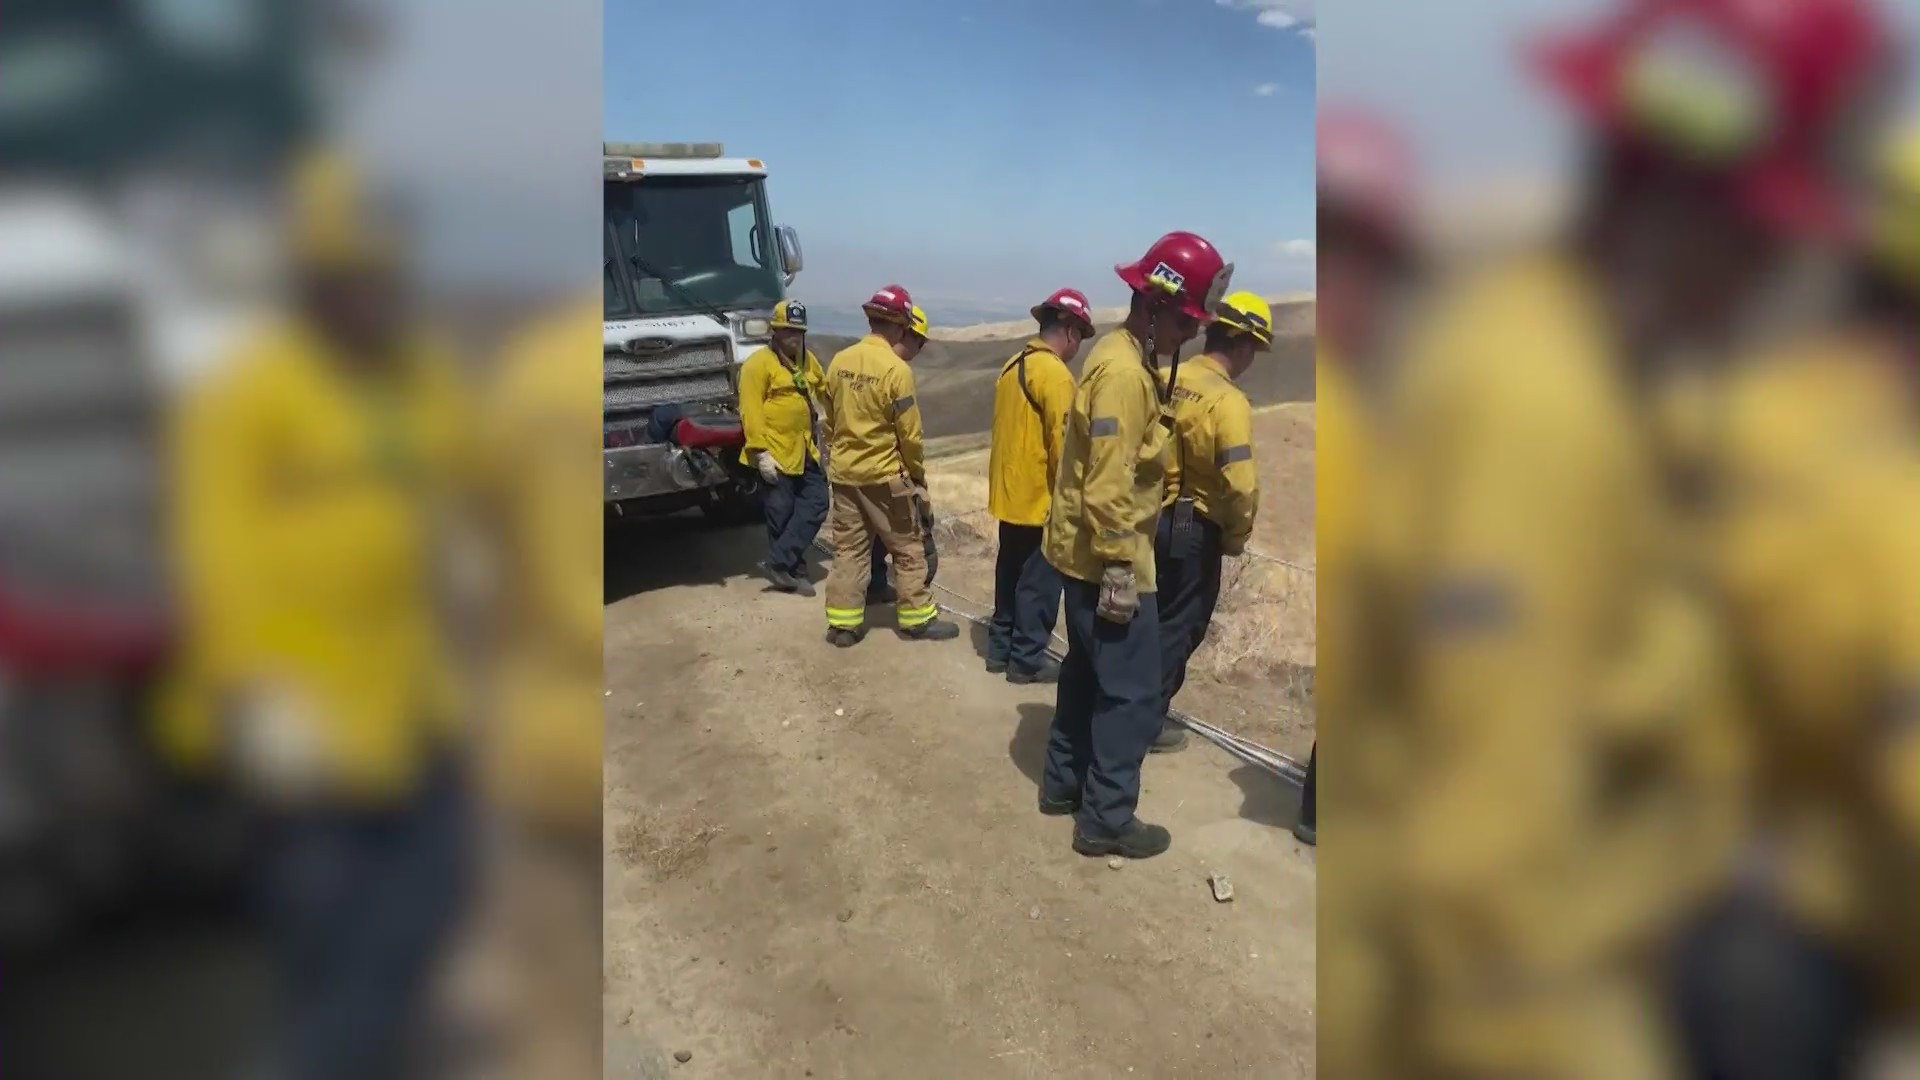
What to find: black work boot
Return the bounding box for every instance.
[866,582,897,605]
[1072,820,1172,860]
[1006,658,1062,685]
[1037,790,1080,816]
[897,618,960,642]
[1149,719,1189,754]
[1292,821,1316,847]
[985,657,1009,675]
[765,564,815,597]
[825,626,865,648]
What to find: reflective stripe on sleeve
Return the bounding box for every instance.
[1089,416,1119,437]
[1215,444,1253,466]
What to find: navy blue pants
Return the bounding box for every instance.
[1670,893,1868,1080]
[987,522,1062,672]
[1153,512,1224,717]
[1042,577,1163,838]
[258,757,474,1080]
[764,455,830,577]
[767,457,888,591]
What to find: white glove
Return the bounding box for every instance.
[754,451,780,484]
[228,684,332,804]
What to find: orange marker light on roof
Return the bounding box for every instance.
[748,159,764,168]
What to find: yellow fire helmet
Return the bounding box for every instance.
[1866,119,1919,289]
[770,298,809,331]
[907,304,930,340]
[1214,290,1275,350]
[286,146,402,271]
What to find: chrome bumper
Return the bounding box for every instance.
[604,443,732,503]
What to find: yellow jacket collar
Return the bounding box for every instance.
[1190,352,1231,380]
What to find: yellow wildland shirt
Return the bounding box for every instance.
[1042,329,1171,591]
[1711,335,1919,1001]
[821,334,924,486]
[988,338,1075,526]
[737,345,827,475]
[485,293,604,831]
[1370,253,1745,1016]
[1156,352,1258,554]
[160,318,474,803]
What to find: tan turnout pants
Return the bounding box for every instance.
[825,479,935,631]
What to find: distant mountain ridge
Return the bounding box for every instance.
[801,296,1316,441]
[802,302,1034,337]
[802,291,1315,341]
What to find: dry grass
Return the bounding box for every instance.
[1193,556,1315,707]
[924,452,991,520]
[613,807,726,879]
[924,431,994,461]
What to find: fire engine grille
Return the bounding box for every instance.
[0,300,164,602]
[603,340,735,420]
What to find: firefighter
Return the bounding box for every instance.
[1149,290,1269,755]
[819,287,960,645]
[165,147,478,1080]
[478,290,603,1080]
[739,298,831,596]
[1314,104,1427,1080]
[1675,114,1918,1080]
[984,288,1092,683]
[1305,103,1424,851]
[1037,231,1230,860]
[1355,0,1889,1075]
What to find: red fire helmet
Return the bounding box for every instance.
[861,284,915,324]
[1114,231,1232,322]
[1031,287,1097,334]
[1318,104,1418,247]
[1530,0,1890,237]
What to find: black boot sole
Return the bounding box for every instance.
[1071,830,1171,860]
[985,659,1008,674]
[1006,669,1060,685]
[1149,733,1190,754]
[1037,796,1079,816]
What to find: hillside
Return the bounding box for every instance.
[806,297,1315,440]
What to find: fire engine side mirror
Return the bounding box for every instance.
[776,225,804,283]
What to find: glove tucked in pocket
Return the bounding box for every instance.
[1096,563,1140,624]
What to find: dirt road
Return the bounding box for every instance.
[603,516,1315,1079]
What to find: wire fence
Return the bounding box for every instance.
[923,574,1304,782]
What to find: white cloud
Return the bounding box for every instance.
[1253,82,1280,97]
[1216,0,1316,39]
[1274,238,1316,260]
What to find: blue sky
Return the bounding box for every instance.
[606,0,1317,324]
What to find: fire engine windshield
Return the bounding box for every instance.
[603,174,783,320]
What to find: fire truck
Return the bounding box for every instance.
[602,142,804,520]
